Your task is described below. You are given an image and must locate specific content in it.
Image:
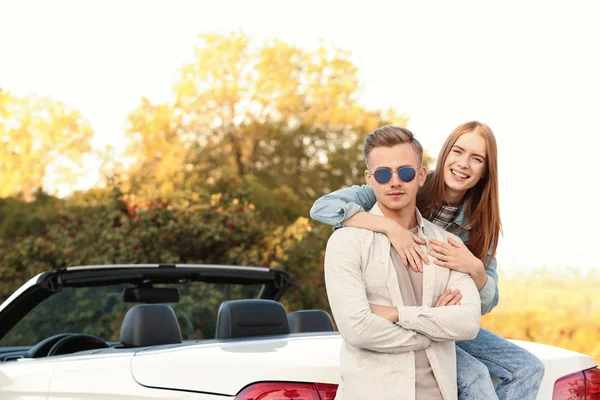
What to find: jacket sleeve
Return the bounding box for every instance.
[396,270,481,342]
[325,228,432,353]
[479,244,499,315]
[310,185,377,230]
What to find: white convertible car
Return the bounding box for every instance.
[0,264,597,399]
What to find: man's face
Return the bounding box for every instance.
[365,143,427,213]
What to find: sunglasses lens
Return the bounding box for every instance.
[398,167,416,182]
[373,169,392,184]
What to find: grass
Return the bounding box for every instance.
[481,267,600,364]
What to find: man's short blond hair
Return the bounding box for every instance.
[364,126,423,167]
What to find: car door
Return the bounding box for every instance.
[47,351,227,399]
[47,353,139,399]
[0,358,55,399]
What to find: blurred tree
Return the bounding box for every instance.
[0,188,328,313]
[0,89,94,200]
[0,190,63,239]
[124,32,409,219]
[0,32,430,336]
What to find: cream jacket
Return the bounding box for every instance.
[324,204,481,400]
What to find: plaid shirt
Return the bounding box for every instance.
[429,204,462,229]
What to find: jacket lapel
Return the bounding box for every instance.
[421,224,450,307]
[379,235,405,307]
[369,203,404,306]
[421,255,436,307]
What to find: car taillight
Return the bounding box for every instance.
[585,368,600,399]
[314,383,338,399]
[235,382,338,400]
[553,367,600,399]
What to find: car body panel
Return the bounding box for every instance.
[0,357,55,399]
[47,353,226,399]
[131,334,598,399]
[131,334,341,396]
[506,340,597,399]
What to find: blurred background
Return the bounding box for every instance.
[1,0,598,362]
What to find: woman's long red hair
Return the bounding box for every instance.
[417,121,502,267]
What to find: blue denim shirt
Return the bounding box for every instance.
[310,184,499,315]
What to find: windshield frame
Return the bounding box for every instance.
[0,264,292,341]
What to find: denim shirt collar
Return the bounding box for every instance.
[452,203,472,231]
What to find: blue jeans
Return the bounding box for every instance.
[456,328,545,400]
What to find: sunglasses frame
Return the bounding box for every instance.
[369,165,422,184]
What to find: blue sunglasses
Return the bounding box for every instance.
[370,166,418,184]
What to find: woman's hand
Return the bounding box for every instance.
[385,222,428,272]
[428,238,484,276]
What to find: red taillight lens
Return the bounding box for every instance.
[314,383,339,400]
[553,367,600,399]
[553,371,585,400]
[584,368,600,398]
[235,382,338,400]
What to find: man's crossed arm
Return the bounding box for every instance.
[324,228,431,353]
[325,229,481,350]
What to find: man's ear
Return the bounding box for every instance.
[418,166,427,188]
[365,169,372,187]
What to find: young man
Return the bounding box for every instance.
[324,126,482,400]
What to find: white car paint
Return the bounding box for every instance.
[130,333,597,400]
[64,264,272,273]
[48,354,222,399]
[0,352,231,399]
[132,334,341,395]
[0,357,55,399]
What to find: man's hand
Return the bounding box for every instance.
[369,303,399,323]
[434,289,462,307]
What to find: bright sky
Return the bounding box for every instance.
[1,0,599,272]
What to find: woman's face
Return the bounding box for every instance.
[442,132,487,202]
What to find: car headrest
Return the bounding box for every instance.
[120,304,182,347]
[215,299,289,339]
[287,309,335,333]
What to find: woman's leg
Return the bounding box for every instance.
[456,345,498,400]
[456,328,545,400]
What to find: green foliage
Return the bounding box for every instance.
[0,187,331,315]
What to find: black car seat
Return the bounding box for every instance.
[215,299,289,339]
[120,304,182,347]
[287,309,335,333]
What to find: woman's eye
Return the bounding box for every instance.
[452,149,461,154]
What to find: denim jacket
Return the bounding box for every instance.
[310,184,499,315]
